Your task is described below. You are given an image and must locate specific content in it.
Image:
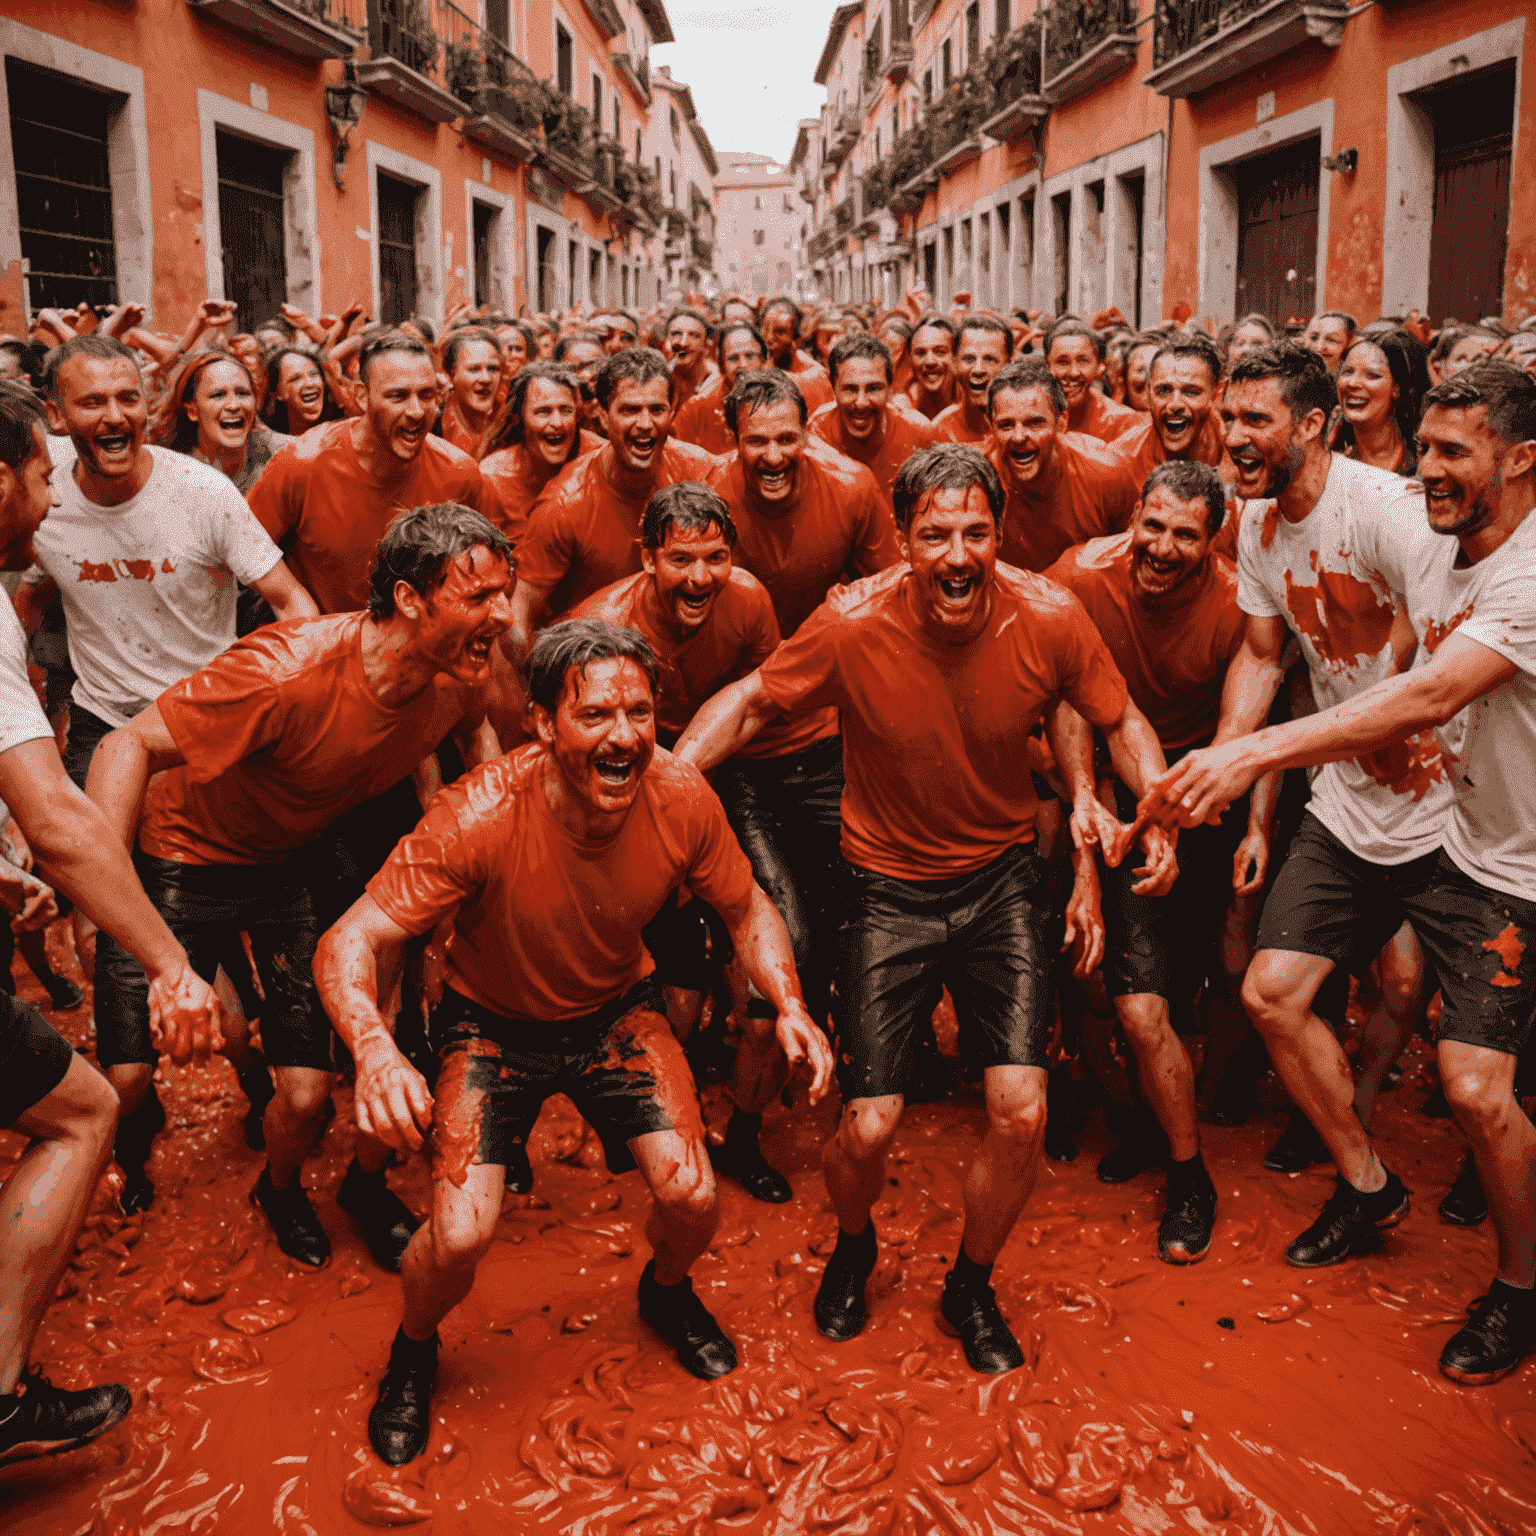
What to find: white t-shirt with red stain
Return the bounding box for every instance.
[1351,487,1536,905]
[27,439,282,727]
[1235,453,1452,865]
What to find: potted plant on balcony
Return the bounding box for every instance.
[445,39,487,108]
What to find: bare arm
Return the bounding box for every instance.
[506,579,556,669]
[1100,699,1177,896]
[13,574,59,639]
[84,705,186,851]
[249,559,319,622]
[673,670,779,772]
[1213,614,1289,743]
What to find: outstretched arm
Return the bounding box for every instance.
[249,559,318,622]
[673,671,779,772]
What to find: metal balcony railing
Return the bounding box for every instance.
[1044,0,1141,82]
[1153,0,1344,64]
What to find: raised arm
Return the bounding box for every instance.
[673,670,780,772]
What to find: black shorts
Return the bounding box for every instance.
[837,842,1056,1100]
[429,976,702,1179]
[0,990,74,1127]
[1403,854,1536,1058]
[63,701,117,793]
[641,892,730,993]
[1101,772,1246,1004]
[1256,812,1438,978]
[94,853,333,1072]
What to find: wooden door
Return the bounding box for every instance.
[1234,136,1319,327]
[377,173,419,325]
[217,130,288,330]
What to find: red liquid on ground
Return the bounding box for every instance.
[2,935,1534,1533]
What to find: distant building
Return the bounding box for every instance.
[712,152,808,299]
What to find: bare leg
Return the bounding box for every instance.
[71,911,96,983]
[399,1162,505,1341]
[263,1066,335,1191]
[663,985,705,1043]
[959,1066,1048,1263]
[1242,950,1383,1191]
[0,1056,118,1392]
[1353,923,1425,1132]
[731,1013,788,1116]
[106,1061,153,1120]
[630,1127,719,1285]
[822,1094,904,1235]
[1114,996,1199,1161]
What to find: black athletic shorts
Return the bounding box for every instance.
[94,853,333,1072]
[63,701,117,793]
[1256,812,1438,977]
[0,990,74,1127]
[641,892,730,993]
[429,975,701,1179]
[837,842,1057,1100]
[1101,769,1247,1003]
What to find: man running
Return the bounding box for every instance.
[905,315,961,421]
[931,315,1013,446]
[672,320,766,457]
[316,620,833,1464]
[85,505,509,1271]
[808,332,936,511]
[678,443,1173,1371]
[759,297,833,413]
[1138,360,1536,1383]
[0,381,222,1463]
[1047,460,1256,1262]
[985,359,1140,571]
[1045,319,1142,444]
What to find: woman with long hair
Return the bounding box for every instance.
[1329,329,1430,476]
[157,349,289,494]
[1226,312,1275,369]
[433,326,503,459]
[263,347,336,436]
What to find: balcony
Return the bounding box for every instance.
[359,0,470,124]
[613,159,664,232]
[833,195,856,236]
[884,40,914,85]
[1043,0,1142,106]
[1145,0,1348,98]
[186,0,363,60]
[830,106,861,163]
[610,50,651,104]
[979,19,1050,145]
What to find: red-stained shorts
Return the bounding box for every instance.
[428,976,704,1183]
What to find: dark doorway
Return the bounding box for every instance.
[377,172,419,325]
[536,225,556,312]
[1051,190,1071,315]
[1422,62,1514,326]
[589,248,602,306]
[217,130,288,330]
[922,240,937,296]
[7,59,120,311]
[1119,170,1145,329]
[472,200,496,309]
[1233,135,1319,327]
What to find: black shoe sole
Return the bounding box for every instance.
[1439,1198,1488,1228]
[250,1182,330,1268]
[0,1396,131,1466]
[1286,1192,1409,1268]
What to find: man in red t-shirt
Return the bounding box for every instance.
[985,358,1142,571]
[315,620,833,1465]
[249,331,495,614]
[1046,319,1142,444]
[671,321,766,458]
[1047,459,1261,1263]
[678,443,1174,1373]
[931,315,1012,446]
[85,506,510,1273]
[905,316,962,421]
[809,332,937,511]
[1110,335,1234,492]
[663,306,718,414]
[759,297,833,413]
[703,370,902,1200]
[508,348,718,656]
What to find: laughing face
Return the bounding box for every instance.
[1047,333,1102,411]
[1221,377,1307,499]
[360,350,439,467]
[276,353,327,431]
[1130,485,1214,600]
[956,328,1010,411]
[1337,341,1397,434]
[537,655,657,821]
[833,356,890,443]
[188,359,257,459]
[48,354,148,484]
[1148,354,1217,458]
[900,483,998,643]
[719,327,765,392]
[736,398,805,508]
[643,520,733,634]
[522,377,581,469]
[910,324,955,395]
[1416,403,1510,540]
[450,338,502,419]
[988,384,1060,489]
[606,375,674,474]
[411,544,514,684]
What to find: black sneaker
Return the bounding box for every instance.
[813,1225,877,1342]
[251,1166,331,1267]
[1285,1171,1409,1268]
[0,1368,131,1465]
[1439,1284,1536,1385]
[44,978,85,1013]
[1438,1153,1487,1227]
[337,1159,420,1272]
[368,1329,438,1465]
[1263,1110,1328,1173]
[118,1166,155,1217]
[637,1259,737,1378]
[114,1083,165,1215]
[1158,1164,1217,1264]
[708,1137,791,1204]
[938,1270,1024,1374]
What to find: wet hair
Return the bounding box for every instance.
[664,306,712,339]
[263,347,335,435]
[716,320,767,370]
[408,316,437,344]
[524,617,660,712]
[1142,458,1227,536]
[43,333,140,403]
[724,369,807,435]
[366,502,512,621]
[1335,330,1431,474]
[876,315,913,342]
[759,296,801,337]
[1228,340,1338,421]
[892,443,1005,532]
[1044,319,1105,362]
[497,318,540,361]
[0,379,47,470]
[1420,360,1536,451]
[358,329,433,384]
[955,314,1015,360]
[1149,334,1223,389]
[443,326,501,376]
[642,481,738,549]
[163,349,256,455]
[484,360,582,455]
[1317,311,1357,338]
[987,357,1066,419]
[827,331,893,386]
[910,314,957,345]
[553,328,604,363]
[0,338,44,389]
[595,346,673,409]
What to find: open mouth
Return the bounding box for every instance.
[755,466,790,495]
[938,574,977,606]
[595,757,637,786]
[1423,483,1460,512]
[678,589,711,614]
[217,413,248,433]
[95,433,132,456]
[298,387,322,407]
[1230,450,1265,480]
[1161,412,1192,437]
[398,423,426,446]
[1006,445,1039,472]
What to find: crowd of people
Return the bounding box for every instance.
[0,277,1532,1473]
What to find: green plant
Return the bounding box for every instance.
[445,39,487,104]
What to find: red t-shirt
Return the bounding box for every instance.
[478,432,602,550]
[988,434,1141,573]
[367,744,757,1023]
[514,439,720,618]
[904,372,961,421]
[435,399,489,460]
[757,563,1129,879]
[141,614,477,866]
[1045,532,1244,750]
[571,568,779,738]
[1067,389,1143,445]
[1109,415,1231,490]
[781,351,833,414]
[930,403,992,446]
[671,374,736,458]
[807,401,937,512]
[249,420,493,614]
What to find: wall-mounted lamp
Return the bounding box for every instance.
[1322,147,1358,176]
[324,62,368,191]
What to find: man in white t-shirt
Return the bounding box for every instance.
[0,381,224,1463]
[1140,360,1536,1386]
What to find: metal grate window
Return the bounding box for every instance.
[377,172,419,325]
[7,58,121,312]
[217,130,288,331]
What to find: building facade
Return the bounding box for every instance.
[712,151,810,299]
[793,0,1532,331]
[0,0,719,336]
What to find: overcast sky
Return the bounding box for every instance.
[651,3,837,166]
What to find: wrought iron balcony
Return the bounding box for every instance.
[359,0,487,124]
[610,51,651,104]
[186,0,363,61]
[1043,0,1142,106]
[884,40,914,86]
[979,19,1050,144]
[1145,0,1348,97]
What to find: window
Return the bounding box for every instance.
[922,69,932,104]
[536,224,556,310]
[669,166,677,203]
[376,171,419,324]
[556,23,573,96]
[891,107,899,147]
[636,129,643,162]
[783,194,794,214]
[613,101,621,140]
[593,72,602,120]
[996,0,1010,37]
[754,194,761,210]
[753,229,765,246]
[966,4,980,66]
[942,40,952,88]
[472,200,497,308]
[7,60,120,310]
[216,129,288,329]
[589,247,602,304]
[669,106,680,143]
